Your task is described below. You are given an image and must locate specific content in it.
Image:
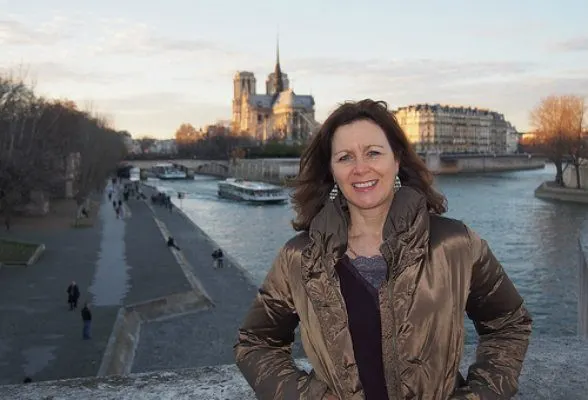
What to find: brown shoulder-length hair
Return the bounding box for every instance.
[290,99,447,231]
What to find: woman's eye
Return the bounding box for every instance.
[338,155,350,162]
[367,151,380,157]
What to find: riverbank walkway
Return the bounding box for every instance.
[131,185,265,372]
[0,188,191,384]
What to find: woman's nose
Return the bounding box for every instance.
[352,157,370,174]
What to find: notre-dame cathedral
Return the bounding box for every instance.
[231,44,317,143]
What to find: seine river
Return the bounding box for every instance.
[150,164,587,338]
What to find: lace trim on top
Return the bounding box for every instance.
[349,255,387,288]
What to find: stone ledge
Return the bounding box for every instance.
[1,336,587,399]
[535,181,588,204]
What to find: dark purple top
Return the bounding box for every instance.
[336,255,389,400]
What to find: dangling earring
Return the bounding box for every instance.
[394,175,402,192]
[329,184,339,201]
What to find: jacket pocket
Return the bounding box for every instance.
[400,359,422,399]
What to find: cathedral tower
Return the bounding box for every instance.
[232,71,256,133]
[266,37,289,96]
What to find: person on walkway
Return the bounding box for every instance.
[234,99,532,400]
[81,302,92,340]
[167,236,180,250]
[212,249,224,269]
[66,281,80,310]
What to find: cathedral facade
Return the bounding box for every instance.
[231,46,317,143]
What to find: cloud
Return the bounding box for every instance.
[92,91,196,113]
[552,36,588,52]
[0,16,72,46]
[87,92,230,137]
[284,56,537,110]
[298,55,587,131]
[467,21,547,39]
[92,22,236,58]
[0,62,131,85]
[289,57,533,82]
[313,73,588,131]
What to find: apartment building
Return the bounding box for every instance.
[394,104,516,153]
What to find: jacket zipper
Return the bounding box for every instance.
[381,243,404,400]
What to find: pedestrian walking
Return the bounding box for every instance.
[67,281,80,310]
[81,303,92,340]
[212,249,224,269]
[167,236,180,250]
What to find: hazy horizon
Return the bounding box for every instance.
[1,0,587,138]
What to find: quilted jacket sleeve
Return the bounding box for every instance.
[234,245,329,400]
[453,227,533,400]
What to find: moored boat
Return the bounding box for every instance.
[152,163,187,180]
[217,178,288,204]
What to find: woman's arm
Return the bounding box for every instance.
[234,245,329,400]
[453,227,532,399]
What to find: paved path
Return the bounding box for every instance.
[123,199,191,305]
[132,188,267,372]
[0,186,193,384]
[0,195,120,384]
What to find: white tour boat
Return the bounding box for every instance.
[129,167,141,182]
[217,178,288,204]
[153,163,187,180]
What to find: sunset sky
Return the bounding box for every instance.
[1,0,586,138]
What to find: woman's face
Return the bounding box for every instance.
[330,119,399,212]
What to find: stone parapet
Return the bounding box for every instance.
[1,337,586,399]
[535,181,588,204]
[579,221,588,339]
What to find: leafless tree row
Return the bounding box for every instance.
[0,74,127,221]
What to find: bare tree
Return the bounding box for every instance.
[137,136,156,153]
[73,114,126,221]
[175,123,199,143]
[529,95,587,187]
[0,73,127,227]
[566,99,588,188]
[0,76,43,221]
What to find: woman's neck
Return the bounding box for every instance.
[347,205,389,240]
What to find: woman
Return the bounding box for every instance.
[234,99,532,399]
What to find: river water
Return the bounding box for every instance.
[150,164,587,338]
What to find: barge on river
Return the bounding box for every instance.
[217,178,288,204]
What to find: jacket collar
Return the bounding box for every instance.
[308,186,430,276]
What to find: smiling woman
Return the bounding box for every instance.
[291,99,446,232]
[234,99,532,400]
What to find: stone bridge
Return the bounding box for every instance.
[125,154,546,183]
[124,159,231,178]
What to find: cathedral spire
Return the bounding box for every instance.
[274,34,284,94]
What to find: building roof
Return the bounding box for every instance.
[247,90,314,110]
[248,95,274,109]
[273,89,314,109]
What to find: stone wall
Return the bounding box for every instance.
[579,221,588,339]
[1,336,587,399]
[534,182,588,204]
[230,158,299,184]
[435,154,546,174]
[563,162,588,189]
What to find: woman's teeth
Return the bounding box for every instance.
[352,180,377,188]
